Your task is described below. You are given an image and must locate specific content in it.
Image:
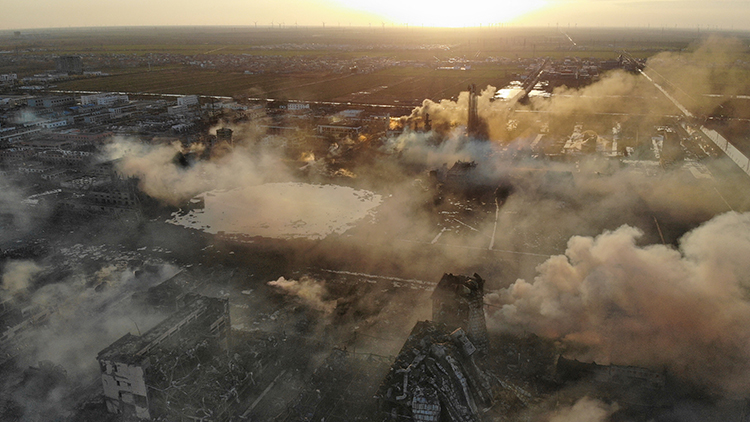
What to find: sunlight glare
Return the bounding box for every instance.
[335,0,546,27]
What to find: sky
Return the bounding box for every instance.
[2,0,750,30]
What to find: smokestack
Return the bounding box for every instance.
[216,127,234,146]
[467,84,480,139]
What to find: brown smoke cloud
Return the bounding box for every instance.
[486,211,750,391]
[645,35,750,117]
[267,276,337,314]
[1,260,43,298]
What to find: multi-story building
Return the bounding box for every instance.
[27,96,76,109]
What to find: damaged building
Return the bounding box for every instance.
[377,321,495,422]
[378,273,494,422]
[96,294,230,420]
[432,273,488,353]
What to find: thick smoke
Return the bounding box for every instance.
[645,35,750,117]
[10,261,178,382]
[405,85,516,141]
[267,276,337,314]
[105,136,291,205]
[1,260,43,299]
[487,212,750,391]
[546,397,617,422]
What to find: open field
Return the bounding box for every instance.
[4,26,748,59]
[4,26,750,104]
[51,65,521,104]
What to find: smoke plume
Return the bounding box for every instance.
[105,136,291,205]
[487,211,750,391]
[1,260,43,298]
[267,276,337,314]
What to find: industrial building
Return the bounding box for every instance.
[216,127,233,145]
[97,294,230,420]
[80,93,129,107]
[27,96,76,109]
[317,123,362,137]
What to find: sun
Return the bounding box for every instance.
[335,0,547,27]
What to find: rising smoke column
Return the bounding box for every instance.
[486,211,750,391]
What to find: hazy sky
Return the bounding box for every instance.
[2,0,749,30]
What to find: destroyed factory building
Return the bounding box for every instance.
[432,273,488,353]
[378,273,494,422]
[97,294,230,420]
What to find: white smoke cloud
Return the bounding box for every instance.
[105,137,290,205]
[487,211,750,391]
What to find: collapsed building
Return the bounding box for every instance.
[378,273,494,422]
[377,321,495,422]
[97,294,230,420]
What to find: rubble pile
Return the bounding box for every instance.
[282,348,392,421]
[377,321,495,422]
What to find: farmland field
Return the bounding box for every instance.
[5,26,750,104]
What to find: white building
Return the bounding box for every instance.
[41,119,68,129]
[176,95,199,107]
[0,74,17,84]
[287,102,310,111]
[80,93,129,107]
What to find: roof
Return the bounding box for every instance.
[97,295,226,364]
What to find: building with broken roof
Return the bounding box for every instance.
[432,273,488,353]
[97,294,229,420]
